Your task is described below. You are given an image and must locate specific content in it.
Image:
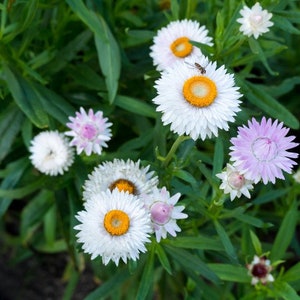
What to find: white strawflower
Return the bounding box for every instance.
[152,55,242,140]
[150,19,213,71]
[83,159,158,201]
[65,107,112,156]
[29,131,74,176]
[216,163,254,201]
[74,189,152,266]
[237,2,273,39]
[142,187,188,242]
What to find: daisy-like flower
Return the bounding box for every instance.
[150,19,213,71]
[29,131,74,176]
[142,187,187,242]
[237,2,273,39]
[65,107,112,156]
[216,163,254,201]
[152,55,242,140]
[230,117,299,185]
[83,159,158,201]
[247,255,274,285]
[75,189,152,266]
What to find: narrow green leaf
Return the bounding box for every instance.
[214,220,238,264]
[136,250,155,300]
[20,190,54,240]
[212,138,224,176]
[0,177,46,199]
[62,267,80,300]
[282,262,300,283]
[34,239,67,253]
[66,0,121,104]
[173,169,198,187]
[237,79,299,129]
[249,230,262,256]
[2,65,49,128]
[44,204,56,247]
[165,235,224,251]
[85,268,130,300]
[165,246,220,284]
[253,188,290,205]
[270,201,298,261]
[207,264,250,283]
[234,214,265,228]
[0,104,24,162]
[274,282,300,300]
[273,15,300,34]
[264,76,300,98]
[114,95,157,118]
[155,244,172,275]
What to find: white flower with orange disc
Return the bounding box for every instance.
[152,55,242,140]
[74,189,152,266]
[82,159,158,201]
[150,19,213,71]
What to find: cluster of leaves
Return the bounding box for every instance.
[0,0,300,299]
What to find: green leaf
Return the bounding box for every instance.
[164,235,224,251]
[214,220,238,264]
[273,15,300,34]
[253,188,290,205]
[264,76,300,98]
[136,250,155,300]
[234,214,266,228]
[2,65,49,128]
[114,95,157,118]
[155,243,172,275]
[212,138,224,176]
[249,230,262,256]
[274,282,300,300]
[248,38,278,75]
[85,268,130,300]
[237,79,299,129]
[66,0,121,104]
[207,264,250,283]
[20,190,54,241]
[165,245,220,284]
[282,262,300,283]
[33,83,75,125]
[270,201,298,261]
[44,204,56,247]
[0,103,24,162]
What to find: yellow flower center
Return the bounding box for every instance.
[170,37,193,58]
[104,210,130,236]
[182,76,217,107]
[109,179,136,194]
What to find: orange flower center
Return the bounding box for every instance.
[109,179,136,194]
[104,210,130,236]
[170,37,193,58]
[182,76,217,107]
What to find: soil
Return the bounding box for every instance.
[0,249,98,300]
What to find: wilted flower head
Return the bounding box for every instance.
[142,187,188,242]
[150,19,213,71]
[29,130,74,176]
[75,190,152,266]
[237,2,273,39]
[152,55,241,140]
[216,163,254,201]
[65,107,112,156]
[247,255,274,285]
[230,117,299,185]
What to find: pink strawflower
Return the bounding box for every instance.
[142,187,188,242]
[65,107,112,156]
[230,117,299,184]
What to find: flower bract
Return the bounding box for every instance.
[142,187,187,242]
[65,107,112,156]
[75,189,152,266]
[29,130,74,176]
[152,55,242,140]
[150,19,213,71]
[230,117,299,184]
[237,2,273,39]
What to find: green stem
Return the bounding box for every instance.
[162,135,190,168]
[222,37,246,57]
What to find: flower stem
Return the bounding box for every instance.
[162,135,190,168]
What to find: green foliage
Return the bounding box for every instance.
[0,0,300,299]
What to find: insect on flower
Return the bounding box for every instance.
[185,61,206,74]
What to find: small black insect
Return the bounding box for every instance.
[194,62,206,74]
